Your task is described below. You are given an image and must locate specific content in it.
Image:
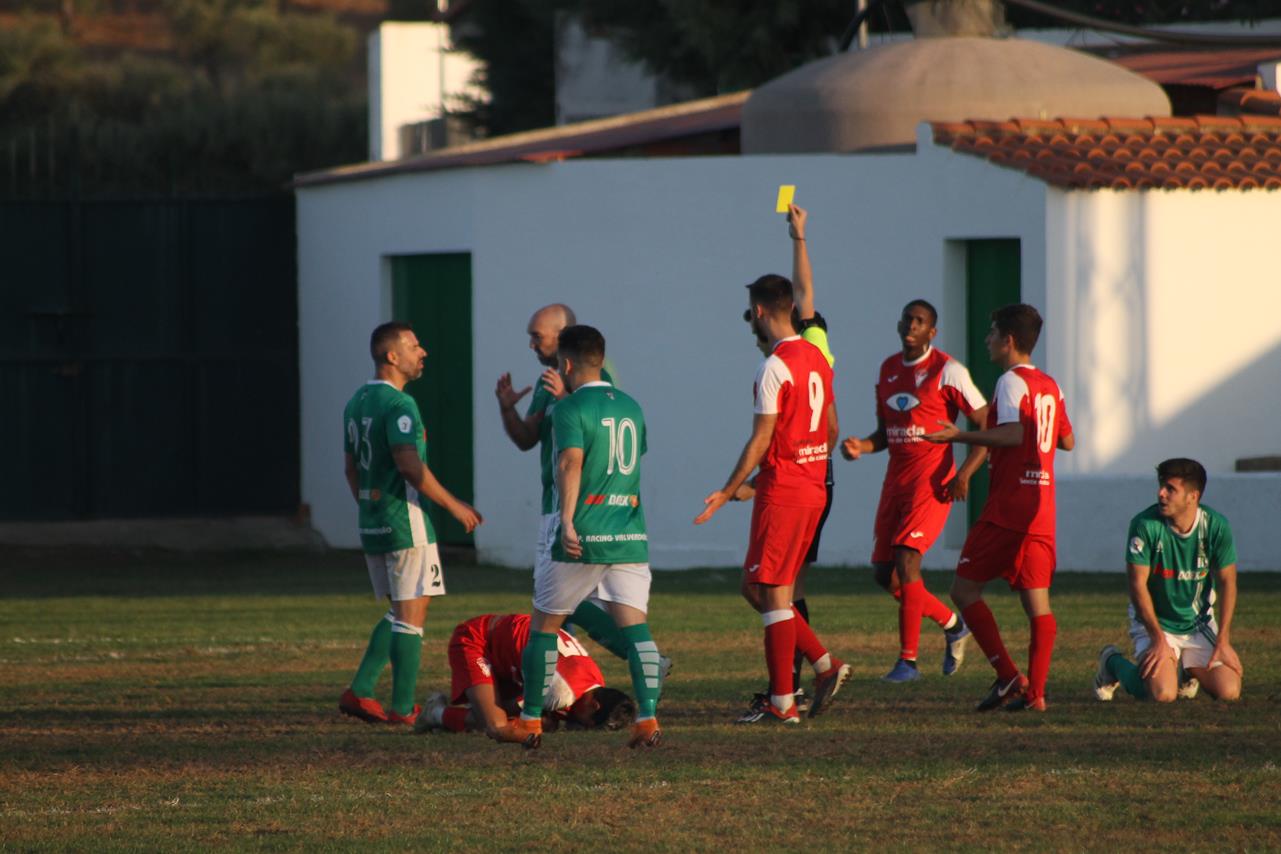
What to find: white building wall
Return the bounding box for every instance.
[298,137,1281,570]
[298,140,1048,569]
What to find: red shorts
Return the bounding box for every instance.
[870,487,952,564]
[956,521,1056,590]
[447,615,495,704]
[744,501,824,586]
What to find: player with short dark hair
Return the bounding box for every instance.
[697,272,850,725]
[493,325,665,749]
[842,298,988,682]
[339,322,482,726]
[925,303,1074,712]
[1093,458,1242,703]
[415,613,637,735]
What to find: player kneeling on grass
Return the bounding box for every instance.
[1094,458,1242,703]
[415,613,636,735]
[492,325,665,750]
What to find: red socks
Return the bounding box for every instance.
[763,612,797,698]
[791,605,828,666]
[892,581,956,629]
[961,601,1020,682]
[899,580,925,660]
[1027,613,1057,702]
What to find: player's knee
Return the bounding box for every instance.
[873,564,895,591]
[1151,685,1177,703]
[1211,680,1241,702]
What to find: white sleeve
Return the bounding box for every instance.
[994,371,1028,425]
[753,355,792,415]
[939,359,987,411]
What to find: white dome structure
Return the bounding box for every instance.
[742,32,1172,153]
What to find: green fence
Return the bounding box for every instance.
[0,196,299,520]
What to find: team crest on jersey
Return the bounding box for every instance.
[914,369,929,388]
[1129,537,1144,555]
[397,415,412,433]
[888,392,921,412]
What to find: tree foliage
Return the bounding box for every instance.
[0,0,366,196]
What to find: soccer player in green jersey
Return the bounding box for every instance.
[1094,458,1242,703]
[493,325,665,750]
[495,304,653,672]
[338,322,483,726]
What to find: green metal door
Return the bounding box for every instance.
[390,254,475,547]
[964,239,1021,527]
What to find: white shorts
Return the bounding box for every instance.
[365,544,445,601]
[533,560,651,616]
[535,512,558,576]
[1130,615,1219,671]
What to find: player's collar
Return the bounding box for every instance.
[771,335,802,351]
[1011,362,1037,372]
[573,380,612,393]
[901,346,932,367]
[366,380,396,387]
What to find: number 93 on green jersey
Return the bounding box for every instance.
[551,382,648,564]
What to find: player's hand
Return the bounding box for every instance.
[561,519,582,558]
[945,473,970,502]
[787,204,807,241]
[1209,640,1244,676]
[1139,636,1173,679]
[841,437,862,460]
[496,373,532,409]
[694,490,730,525]
[541,368,568,400]
[732,482,755,502]
[923,420,960,444]
[450,501,483,533]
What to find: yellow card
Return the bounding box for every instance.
[775,185,795,213]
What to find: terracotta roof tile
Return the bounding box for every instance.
[933,116,1281,191]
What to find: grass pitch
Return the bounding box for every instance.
[2,548,1279,851]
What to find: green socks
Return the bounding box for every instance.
[621,623,662,720]
[1105,652,1149,700]
[520,630,560,720]
[350,611,394,697]
[568,601,631,661]
[388,621,424,716]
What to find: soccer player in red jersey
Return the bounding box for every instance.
[841,300,988,682]
[696,274,850,724]
[925,304,1075,712]
[415,613,635,736]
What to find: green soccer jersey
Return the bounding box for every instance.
[550,380,648,564]
[527,365,614,515]
[343,380,436,554]
[1125,504,1236,633]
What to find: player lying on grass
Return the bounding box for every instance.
[415,613,636,736]
[1094,457,1242,703]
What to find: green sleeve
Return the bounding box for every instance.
[385,399,423,447]
[526,382,552,418]
[1125,516,1152,567]
[802,326,835,367]
[640,417,648,457]
[1211,514,1238,569]
[553,398,584,451]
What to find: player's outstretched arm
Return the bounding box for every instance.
[923,419,1022,447]
[695,413,777,524]
[343,453,360,502]
[789,204,815,320]
[1126,562,1171,679]
[841,414,888,460]
[1211,564,1243,675]
[392,445,483,532]
[496,372,540,450]
[557,448,585,559]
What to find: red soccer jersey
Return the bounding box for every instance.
[875,347,986,495]
[978,364,1072,536]
[753,336,835,509]
[485,614,605,711]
